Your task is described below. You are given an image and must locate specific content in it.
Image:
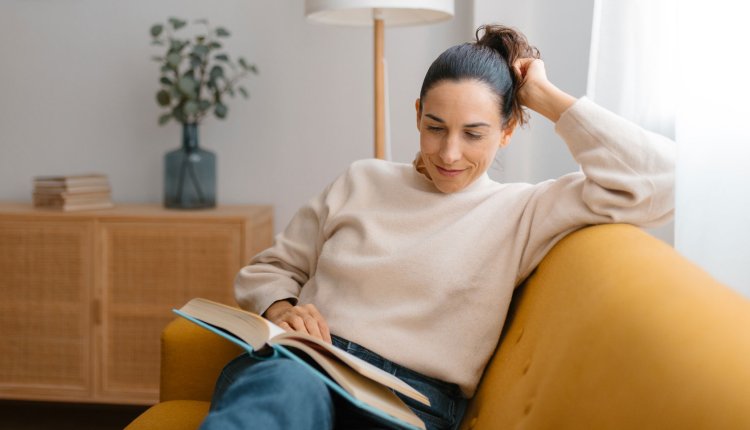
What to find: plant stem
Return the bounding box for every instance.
[176,155,187,204]
[187,161,206,204]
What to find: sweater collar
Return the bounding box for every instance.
[411,151,493,194]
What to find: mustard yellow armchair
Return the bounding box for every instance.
[127,225,750,430]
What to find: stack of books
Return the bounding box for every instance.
[33,173,114,211]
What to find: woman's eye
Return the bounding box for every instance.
[426,126,444,132]
[465,132,482,140]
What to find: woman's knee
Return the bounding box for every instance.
[216,354,330,403]
[207,356,334,429]
[250,358,329,398]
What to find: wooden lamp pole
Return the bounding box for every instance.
[304,1,454,161]
[374,13,386,160]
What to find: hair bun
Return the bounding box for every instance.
[476,24,540,127]
[476,24,540,65]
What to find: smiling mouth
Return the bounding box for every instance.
[436,166,465,177]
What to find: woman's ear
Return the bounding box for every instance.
[500,123,516,147]
[415,98,422,131]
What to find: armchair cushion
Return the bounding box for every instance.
[126,400,209,430]
[159,317,242,402]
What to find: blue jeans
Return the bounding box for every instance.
[200,335,468,430]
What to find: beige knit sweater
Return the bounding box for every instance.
[235,98,676,397]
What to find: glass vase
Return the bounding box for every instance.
[164,123,216,209]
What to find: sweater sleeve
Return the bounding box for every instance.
[234,179,336,316]
[515,97,676,284]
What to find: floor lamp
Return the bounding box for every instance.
[305,0,454,160]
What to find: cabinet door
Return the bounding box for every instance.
[98,221,241,403]
[0,219,93,401]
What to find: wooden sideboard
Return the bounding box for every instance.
[0,203,273,405]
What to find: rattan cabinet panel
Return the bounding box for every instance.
[0,204,273,405]
[0,220,93,399]
[99,222,242,402]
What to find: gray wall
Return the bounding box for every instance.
[0,0,473,233]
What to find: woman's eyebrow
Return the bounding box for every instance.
[465,122,490,128]
[425,113,490,128]
[425,113,445,123]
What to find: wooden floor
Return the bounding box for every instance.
[0,400,148,430]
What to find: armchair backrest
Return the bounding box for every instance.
[461,224,750,429]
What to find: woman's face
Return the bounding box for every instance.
[416,79,513,193]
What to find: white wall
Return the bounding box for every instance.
[0,0,473,233]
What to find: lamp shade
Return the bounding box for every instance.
[305,0,454,26]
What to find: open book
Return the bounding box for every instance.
[175,298,429,430]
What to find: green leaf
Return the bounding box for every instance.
[189,54,202,68]
[167,52,182,68]
[214,102,228,119]
[249,65,258,74]
[227,87,235,97]
[193,44,209,57]
[238,86,249,99]
[178,76,197,95]
[208,41,222,50]
[169,17,187,30]
[161,65,172,73]
[215,27,230,37]
[238,57,248,69]
[169,39,189,53]
[172,105,187,123]
[196,36,206,44]
[158,113,172,125]
[214,54,229,62]
[151,39,164,46]
[150,24,164,38]
[199,100,212,111]
[160,77,172,85]
[184,100,200,115]
[209,65,224,80]
[156,90,171,106]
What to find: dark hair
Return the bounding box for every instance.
[418,24,540,128]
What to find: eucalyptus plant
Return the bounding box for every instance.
[150,18,257,125]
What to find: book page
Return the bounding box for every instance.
[278,340,425,430]
[179,298,272,350]
[272,332,430,406]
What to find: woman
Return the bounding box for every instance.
[200,25,675,430]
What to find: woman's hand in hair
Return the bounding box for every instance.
[263,300,332,343]
[513,58,576,123]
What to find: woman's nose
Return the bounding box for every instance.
[439,135,462,165]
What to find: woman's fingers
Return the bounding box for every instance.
[513,57,535,78]
[274,304,331,343]
[304,304,332,343]
[513,58,546,84]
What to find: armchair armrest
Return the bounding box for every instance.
[160,317,243,402]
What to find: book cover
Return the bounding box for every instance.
[33,173,110,188]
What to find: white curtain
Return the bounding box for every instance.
[589,0,750,297]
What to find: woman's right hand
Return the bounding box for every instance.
[513,58,576,123]
[263,300,332,343]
